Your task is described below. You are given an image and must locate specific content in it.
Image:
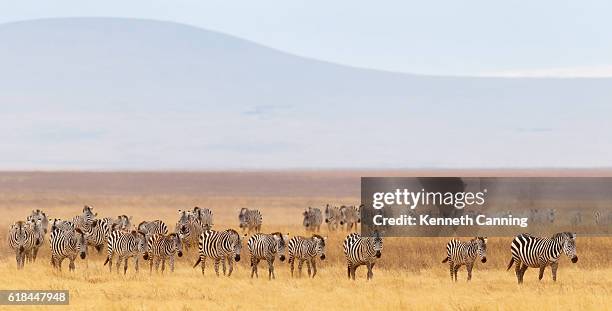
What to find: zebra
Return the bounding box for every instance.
[343,231,383,280]
[27,209,49,234]
[239,208,263,234]
[193,229,243,276]
[8,221,39,269]
[145,233,183,273]
[570,211,583,226]
[83,219,111,253]
[594,210,602,225]
[546,208,556,224]
[175,210,205,252]
[25,218,46,262]
[104,230,148,274]
[339,205,360,231]
[441,237,487,281]
[193,206,214,230]
[507,232,578,284]
[287,234,326,278]
[72,205,97,231]
[247,232,288,279]
[324,205,341,231]
[50,227,88,271]
[137,220,168,237]
[51,218,75,233]
[529,208,541,224]
[103,215,132,231]
[302,207,322,232]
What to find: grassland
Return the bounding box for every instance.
[0,171,610,310]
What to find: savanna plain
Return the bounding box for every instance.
[0,171,610,310]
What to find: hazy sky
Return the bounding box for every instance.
[2,0,612,76]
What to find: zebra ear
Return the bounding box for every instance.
[572,233,577,239]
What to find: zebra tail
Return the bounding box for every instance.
[441,257,449,263]
[506,258,514,271]
[193,257,201,268]
[103,257,110,266]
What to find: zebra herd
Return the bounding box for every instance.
[7,205,580,283]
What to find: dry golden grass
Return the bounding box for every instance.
[0,172,611,310]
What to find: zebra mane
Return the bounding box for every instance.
[552,232,576,240]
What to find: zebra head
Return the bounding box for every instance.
[132,230,148,255]
[227,229,243,262]
[238,208,248,228]
[555,232,578,263]
[474,237,488,263]
[177,209,192,224]
[312,234,327,260]
[117,215,132,231]
[324,204,332,223]
[303,209,311,228]
[372,230,383,258]
[82,205,96,219]
[271,232,288,261]
[74,228,88,259]
[29,209,49,234]
[170,233,183,257]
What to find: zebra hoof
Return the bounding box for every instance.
[571,256,578,263]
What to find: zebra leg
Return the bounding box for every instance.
[135,257,139,273]
[267,258,275,280]
[551,262,558,282]
[250,257,258,278]
[453,264,461,282]
[222,258,227,275]
[466,263,473,281]
[57,257,64,271]
[538,266,546,280]
[448,262,454,281]
[290,257,295,277]
[155,257,160,272]
[149,256,154,274]
[297,259,304,277]
[170,256,175,273]
[116,256,122,273]
[311,259,317,278]
[161,258,166,273]
[306,260,312,277]
[366,262,373,280]
[69,256,75,272]
[518,264,528,284]
[214,259,220,276]
[200,257,206,276]
[514,260,522,283]
[227,257,234,277]
[124,258,129,275]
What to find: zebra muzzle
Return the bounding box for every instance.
[481,257,487,263]
[375,251,381,258]
[325,219,329,223]
[235,254,240,262]
[320,254,326,260]
[143,253,149,260]
[178,251,183,257]
[571,256,578,263]
[280,255,286,261]
[80,252,86,259]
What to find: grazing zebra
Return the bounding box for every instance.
[594,210,602,225]
[324,205,341,231]
[193,229,243,276]
[441,237,487,281]
[72,205,97,231]
[247,232,288,279]
[137,220,169,237]
[343,231,383,280]
[239,208,263,234]
[507,232,578,284]
[287,234,326,278]
[50,227,88,271]
[8,221,39,269]
[145,233,183,273]
[339,205,360,231]
[25,218,46,262]
[175,210,205,252]
[104,230,147,274]
[193,206,214,230]
[302,207,323,232]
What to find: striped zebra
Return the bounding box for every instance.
[50,227,88,271]
[343,231,383,280]
[302,207,322,232]
[51,219,75,233]
[324,205,341,231]
[507,232,578,284]
[137,220,169,237]
[104,215,132,231]
[594,210,602,225]
[247,232,288,279]
[145,233,183,273]
[104,230,148,274]
[8,221,39,269]
[441,237,487,281]
[25,218,46,262]
[175,210,205,252]
[72,205,97,231]
[287,234,326,278]
[27,209,49,234]
[83,219,111,253]
[339,205,360,231]
[193,206,214,230]
[239,208,263,234]
[193,229,243,276]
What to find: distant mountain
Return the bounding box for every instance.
[1,17,611,169]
